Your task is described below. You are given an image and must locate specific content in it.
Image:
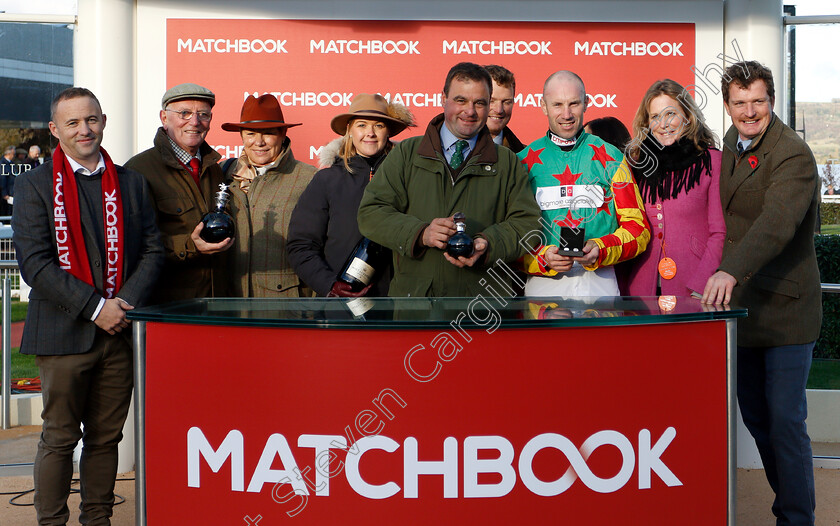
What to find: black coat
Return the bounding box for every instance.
[287,153,391,296]
[12,161,164,355]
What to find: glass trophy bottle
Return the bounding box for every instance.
[199,183,235,243]
[446,212,474,258]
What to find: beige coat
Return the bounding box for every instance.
[225,139,316,297]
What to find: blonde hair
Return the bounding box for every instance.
[628,79,716,160]
[340,118,393,173]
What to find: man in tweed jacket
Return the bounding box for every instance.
[703,61,821,526]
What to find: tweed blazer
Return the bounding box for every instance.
[225,139,316,297]
[719,114,822,347]
[12,161,164,355]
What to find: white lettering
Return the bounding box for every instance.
[463,436,516,498]
[178,38,287,54]
[380,93,441,108]
[184,428,679,498]
[311,39,419,55]
[573,40,686,57]
[403,436,458,498]
[638,427,682,489]
[266,92,353,107]
[309,145,323,161]
[187,427,245,491]
[586,93,618,109]
[518,431,635,496]
[345,435,401,499]
[246,433,309,494]
[442,40,552,55]
[297,434,346,496]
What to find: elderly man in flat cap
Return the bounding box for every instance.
[126,83,231,303]
[220,94,316,297]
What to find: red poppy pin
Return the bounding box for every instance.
[748,155,758,169]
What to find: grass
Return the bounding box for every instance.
[9,347,37,379]
[820,224,840,235]
[0,299,29,323]
[1,300,35,379]
[808,359,840,390]
[9,300,27,322]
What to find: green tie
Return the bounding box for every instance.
[450,140,468,170]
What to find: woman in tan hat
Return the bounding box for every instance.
[221,93,317,297]
[287,93,414,297]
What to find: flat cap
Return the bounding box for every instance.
[161,83,215,109]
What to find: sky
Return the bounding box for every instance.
[789,0,840,102]
[0,0,838,101]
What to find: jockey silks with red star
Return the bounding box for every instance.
[517,130,649,276]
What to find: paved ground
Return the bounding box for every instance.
[1,427,839,525]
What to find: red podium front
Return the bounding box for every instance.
[130,297,744,525]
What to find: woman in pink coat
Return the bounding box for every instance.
[617,79,725,297]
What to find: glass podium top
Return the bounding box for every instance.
[128,296,746,330]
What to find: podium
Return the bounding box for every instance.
[129,296,745,525]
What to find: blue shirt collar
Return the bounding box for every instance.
[440,123,478,155]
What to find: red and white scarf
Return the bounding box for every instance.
[52,145,124,298]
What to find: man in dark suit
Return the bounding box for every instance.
[703,61,821,526]
[12,87,163,525]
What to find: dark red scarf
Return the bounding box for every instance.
[52,145,124,298]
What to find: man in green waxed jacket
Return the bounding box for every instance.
[358,62,540,297]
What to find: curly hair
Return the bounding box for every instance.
[721,61,774,103]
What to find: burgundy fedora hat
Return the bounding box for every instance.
[221,94,302,132]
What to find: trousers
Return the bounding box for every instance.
[737,343,816,526]
[34,331,133,526]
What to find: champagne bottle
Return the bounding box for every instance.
[338,237,387,292]
[446,212,474,258]
[199,183,235,243]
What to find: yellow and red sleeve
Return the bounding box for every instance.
[522,244,558,277]
[586,159,650,270]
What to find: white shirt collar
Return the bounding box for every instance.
[66,153,106,177]
[492,130,504,146]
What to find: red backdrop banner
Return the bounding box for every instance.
[166,20,695,164]
[144,319,727,524]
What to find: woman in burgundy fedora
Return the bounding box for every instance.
[221,93,317,297]
[287,93,414,297]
